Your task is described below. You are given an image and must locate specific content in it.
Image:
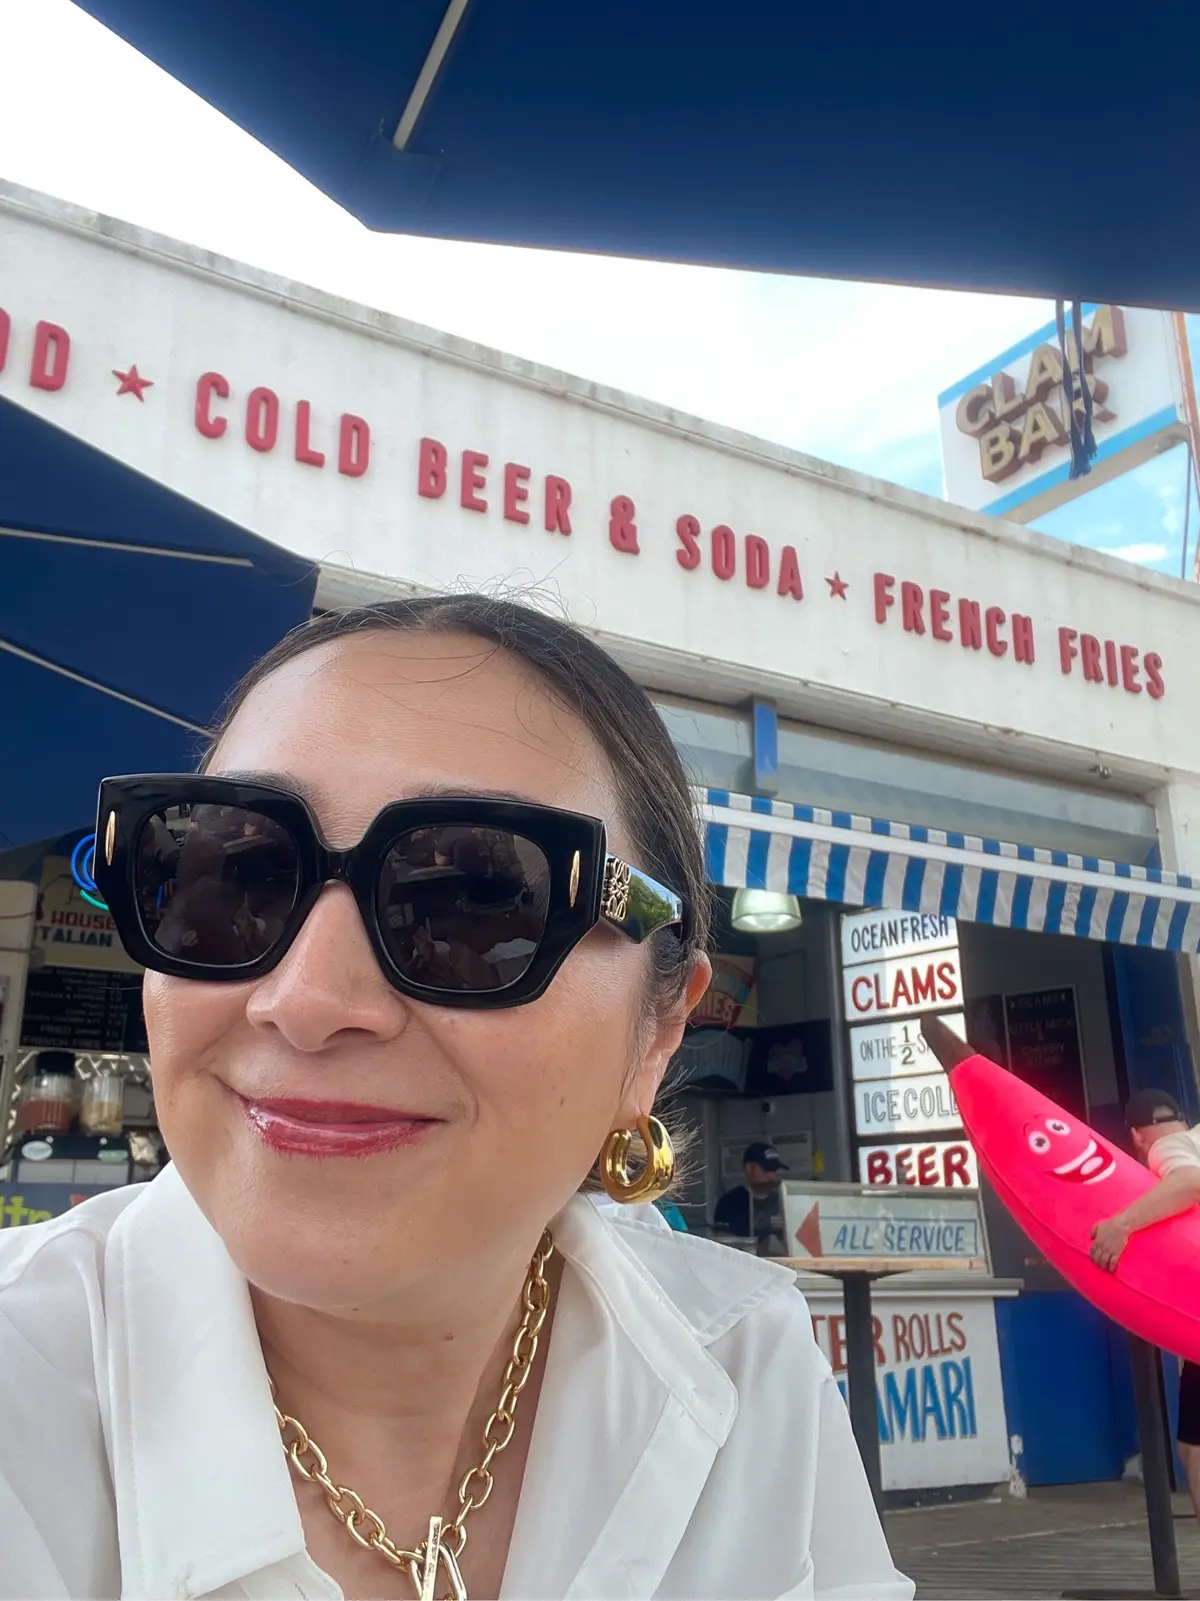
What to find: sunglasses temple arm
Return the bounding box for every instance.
[601,857,688,944]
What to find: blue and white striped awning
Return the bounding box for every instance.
[699,789,1200,954]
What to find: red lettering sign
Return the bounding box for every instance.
[30,320,70,391]
[294,400,325,468]
[419,436,447,498]
[461,449,488,512]
[195,372,230,439]
[862,1139,978,1189]
[609,495,639,554]
[245,387,280,453]
[544,475,572,534]
[504,463,531,525]
[338,414,370,479]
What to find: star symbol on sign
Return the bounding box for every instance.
[113,365,153,401]
[826,572,849,599]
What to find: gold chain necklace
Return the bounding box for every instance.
[270,1230,554,1601]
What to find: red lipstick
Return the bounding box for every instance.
[240,1097,438,1158]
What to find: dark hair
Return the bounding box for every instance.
[206,594,712,1017]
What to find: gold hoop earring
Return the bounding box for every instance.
[601,1115,675,1205]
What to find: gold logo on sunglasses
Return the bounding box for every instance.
[602,859,632,923]
[104,809,117,866]
[569,850,581,908]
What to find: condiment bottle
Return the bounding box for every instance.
[15,1050,77,1136]
[80,1070,126,1136]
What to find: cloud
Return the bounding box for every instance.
[1107,543,1169,565]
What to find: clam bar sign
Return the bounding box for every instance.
[938,304,1187,523]
[783,1184,988,1271]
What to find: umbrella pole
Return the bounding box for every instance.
[842,1271,883,1512]
[1063,1337,1184,1599]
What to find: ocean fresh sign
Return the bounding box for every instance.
[841,911,958,966]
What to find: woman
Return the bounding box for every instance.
[0,595,911,1600]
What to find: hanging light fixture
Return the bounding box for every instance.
[730,888,803,935]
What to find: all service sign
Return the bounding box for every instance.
[938,304,1187,524]
[782,1183,988,1272]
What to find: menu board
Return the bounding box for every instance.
[20,968,148,1054]
[1003,986,1084,1120]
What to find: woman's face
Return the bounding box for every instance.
[143,631,700,1313]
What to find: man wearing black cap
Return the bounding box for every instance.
[1092,1088,1200,1516]
[713,1141,789,1253]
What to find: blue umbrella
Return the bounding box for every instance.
[76,0,1200,305]
[0,396,315,848]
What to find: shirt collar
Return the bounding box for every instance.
[107,1169,792,1599]
[503,1199,792,1599]
[105,1165,309,1598]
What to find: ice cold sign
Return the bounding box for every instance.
[857,1072,963,1136]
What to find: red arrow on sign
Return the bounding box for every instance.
[796,1202,823,1257]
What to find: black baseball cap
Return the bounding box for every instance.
[744,1141,788,1171]
[1124,1089,1185,1130]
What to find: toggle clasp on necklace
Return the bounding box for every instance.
[409,1516,467,1601]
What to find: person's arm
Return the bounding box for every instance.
[1092,1165,1200,1270]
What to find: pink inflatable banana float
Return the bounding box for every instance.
[921,1017,1200,1363]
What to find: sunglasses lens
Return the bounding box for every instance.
[134,803,301,966]
[378,825,552,992]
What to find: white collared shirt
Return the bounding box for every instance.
[0,1167,913,1600]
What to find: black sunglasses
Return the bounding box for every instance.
[92,776,689,1010]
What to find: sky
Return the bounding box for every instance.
[1,0,1196,580]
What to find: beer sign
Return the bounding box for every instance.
[859,1138,979,1190]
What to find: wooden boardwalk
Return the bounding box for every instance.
[885,1484,1200,1600]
